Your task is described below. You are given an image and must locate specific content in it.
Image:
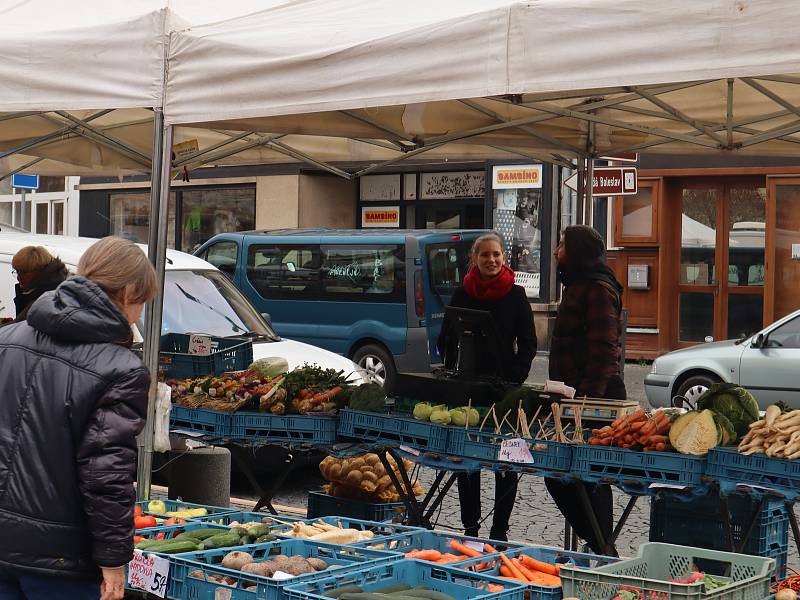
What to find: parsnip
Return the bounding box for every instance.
[765,404,782,428]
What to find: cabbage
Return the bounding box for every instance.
[466,407,479,427]
[249,357,289,378]
[711,410,737,446]
[430,409,452,425]
[449,408,467,427]
[670,409,719,456]
[696,383,759,437]
[413,402,433,421]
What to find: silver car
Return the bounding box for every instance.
[645,308,800,410]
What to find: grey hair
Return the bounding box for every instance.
[470,232,505,256]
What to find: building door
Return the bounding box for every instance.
[766,178,800,322]
[676,177,766,345]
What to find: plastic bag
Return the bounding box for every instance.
[153,382,172,453]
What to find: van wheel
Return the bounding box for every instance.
[353,345,396,392]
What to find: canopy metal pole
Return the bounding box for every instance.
[137,110,172,501]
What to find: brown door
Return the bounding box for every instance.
[676,177,766,346]
[766,177,800,322]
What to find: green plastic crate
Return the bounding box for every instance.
[560,542,774,600]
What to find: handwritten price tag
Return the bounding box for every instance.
[497,438,534,464]
[188,334,213,356]
[128,550,170,598]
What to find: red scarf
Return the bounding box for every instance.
[463,265,515,302]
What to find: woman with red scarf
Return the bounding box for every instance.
[437,232,536,540]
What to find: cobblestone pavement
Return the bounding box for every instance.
[239,358,799,568]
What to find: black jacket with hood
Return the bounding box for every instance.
[12,258,69,323]
[0,276,149,578]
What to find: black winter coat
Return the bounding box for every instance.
[0,277,149,578]
[12,258,68,323]
[437,285,536,384]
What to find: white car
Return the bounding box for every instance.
[0,233,367,381]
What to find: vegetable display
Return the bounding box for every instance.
[695,383,759,437]
[169,361,355,415]
[279,520,376,544]
[348,383,387,412]
[588,410,674,451]
[738,405,800,458]
[413,403,478,427]
[319,454,424,503]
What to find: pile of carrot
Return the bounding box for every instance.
[404,539,486,564]
[485,545,562,588]
[588,409,673,451]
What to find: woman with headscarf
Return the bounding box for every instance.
[545,224,626,554]
[437,232,536,540]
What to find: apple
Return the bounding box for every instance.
[147,499,167,514]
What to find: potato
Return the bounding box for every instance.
[241,562,266,576]
[188,570,205,580]
[282,556,315,575]
[306,558,327,571]
[221,551,254,571]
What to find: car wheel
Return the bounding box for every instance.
[674,374,719,407]
[353,344,396,392]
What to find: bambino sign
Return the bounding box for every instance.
[492,164,543,189]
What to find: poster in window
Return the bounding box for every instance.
[491,165,543,298]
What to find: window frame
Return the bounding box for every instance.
[246,243,321,301]
[614,178,660,245]
[202,240,240,279]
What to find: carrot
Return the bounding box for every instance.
[498,552,528,582]
[486,584,504,593]
[406,549,442,561]
[298,389,310,399]
[484,544,497,553]
[498,568,527,583]
[655,442,666,451]
[521,554,560,576]
[514,559,541,583]
[450,540,482,558]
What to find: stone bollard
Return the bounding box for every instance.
[167,446,231,507]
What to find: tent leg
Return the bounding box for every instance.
[137,112,172,501]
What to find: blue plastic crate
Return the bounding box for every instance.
[136,498,235,519]
[159,333,253,379]
[457,545,620,600]
[272,515,421,540]
[170,404,233,438]
[707,448,800,499]
[230,412,337,445]
[284,559,526,600]
[572,445,706,488]
[306,491,406,523]
[448,429,574,472]
[650,492,789,576]
[352,530,526,563]
[337,410,451,453]
[169,538,398,600]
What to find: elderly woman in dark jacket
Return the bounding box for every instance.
[0,237,156,600]
[438,232,536,540]
[8,245,69,323]
[546,224,625,554]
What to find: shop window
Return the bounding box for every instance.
[181,187,255,253]
[614,179,659,245]
[110,192,176,247]
[492,187,543,299]
[320,245,405,302]
[201,241,239,279]
[37,176,65,193]
[247,244,320,300]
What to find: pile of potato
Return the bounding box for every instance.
[188,551,332,585]
[320,453,423,503]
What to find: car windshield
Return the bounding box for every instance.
[141,269,277,339]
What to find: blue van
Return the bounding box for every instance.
[194,229,488,390]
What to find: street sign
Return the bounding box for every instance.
[562,167,638,196]
[11,173,39,190]
[592,166,637,196]
[599,152,639,163]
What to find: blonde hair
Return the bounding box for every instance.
[78,237,157,305]
[470,232,505,257]
[12,246,56,272]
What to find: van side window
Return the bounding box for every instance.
[427,242,471,295]
[247,244,320,299]
[320,245,405,302]
[203,241,239,279]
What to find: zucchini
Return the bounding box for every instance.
[173,532,201,542]
[255,534,276,544]
[199,533,242,550]
[323,585,363,598]
[340,593,389,600]
[230,527,249,538]
[134,539,162,551]
[143,539,200,554]
[183,528,227,541]
[247,524,271,539]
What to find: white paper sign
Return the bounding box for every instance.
[128,550,170,598]
[648,483,688,490]
[399,445,421,456]
[187,334,213,356]
[497,438,534,463]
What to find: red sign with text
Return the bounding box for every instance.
[592,167,638,196]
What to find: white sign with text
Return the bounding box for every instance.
[188,334,213,356]
[128,550,170,598]
[497,438,534,463]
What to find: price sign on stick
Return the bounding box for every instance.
[128,550,170,598]
[497,438,534,463]
[188,334,212,356]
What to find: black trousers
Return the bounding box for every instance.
[457,470,518,541]
[544,374,627,554]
